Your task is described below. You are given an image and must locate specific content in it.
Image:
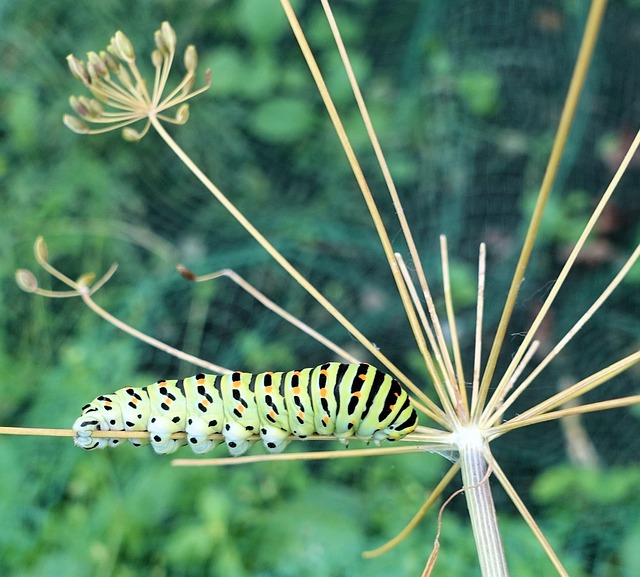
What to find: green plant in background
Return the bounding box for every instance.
[1,1,637,574]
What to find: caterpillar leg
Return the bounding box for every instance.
[185,416,222,454]
[146,381,187,454]
[259,424,291,453]
[223,420,255,456]
[183,374,225,454]
[73,411,113,450]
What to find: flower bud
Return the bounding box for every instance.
[100,50,120,73]
[154,30,167,55]
[67,55,91,85]
[175,103,189,124]
[122,127,144,141]
[87,51,108,79]
[177,264,197,281]
[15,269,38,293]
[160,22,176,53]
[151,49,163,69]
[35,236,48,261]
[109,31,135,61]
[77,273,95,288]
[83,97,104,119]
[63,114,90,134]
[70,95,90,117]
[184,45,198,73]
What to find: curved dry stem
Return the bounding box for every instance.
[491,458,569,577]
[178,265,360,364]
[149,117,448,426]
[77,285,230,374]
[479,0,608,407]
[363,462,460,558]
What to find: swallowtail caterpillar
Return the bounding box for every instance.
[73,362,419,456]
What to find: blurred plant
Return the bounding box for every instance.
[5,1,640,577]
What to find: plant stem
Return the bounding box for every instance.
[458,429,509,577]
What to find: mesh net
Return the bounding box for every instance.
[2,1,639,575]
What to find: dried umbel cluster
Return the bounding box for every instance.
[63,21,210,141]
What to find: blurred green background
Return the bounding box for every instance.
[1,0,639,575]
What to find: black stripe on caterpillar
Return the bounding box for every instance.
[73,362,419,456]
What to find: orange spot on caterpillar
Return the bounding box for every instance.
[292,386,301,394]
[319,388,328,398]
[264,386,273,393]
[164,397,172,406]
[236,404,245,414]
[320,369,329,376]
[297,410,304,420]
[358,373,367,380]
[352,391,362,398]
[268,409,276,420]
[322,415,330,425]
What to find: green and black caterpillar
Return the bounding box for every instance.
[73,362,419,456]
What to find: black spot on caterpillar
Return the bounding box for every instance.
[73,362,419,456]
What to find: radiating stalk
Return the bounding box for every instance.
[478,0,608,406]
[458,429,509,577]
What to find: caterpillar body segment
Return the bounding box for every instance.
[73,362,419,456]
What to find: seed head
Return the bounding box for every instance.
[64,21,211,140]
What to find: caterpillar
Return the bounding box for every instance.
[73,362,419,456]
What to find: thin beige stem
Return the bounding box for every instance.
[34,236,81,288]
[0,426,170,439]
[494,350,640,433]
[492,395,640,438]
[442,237,469,415]
[491,459,569,577]
[485,241,640,427]
[318,0,454,393]
[395,254,455,416]
[78,285,231,374]
[0,425,451,448]
[149,116,448,425]
[363,462,460,558]
[478,0,608,406]
[172,444,432,467]
[277,0,449,423]
[483,126,640,423]
[179,266,360,364]
[470,244,487,420]
[495,340,541,409]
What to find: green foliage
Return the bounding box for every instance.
[456,70,501,117]
[1,0,639,576]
